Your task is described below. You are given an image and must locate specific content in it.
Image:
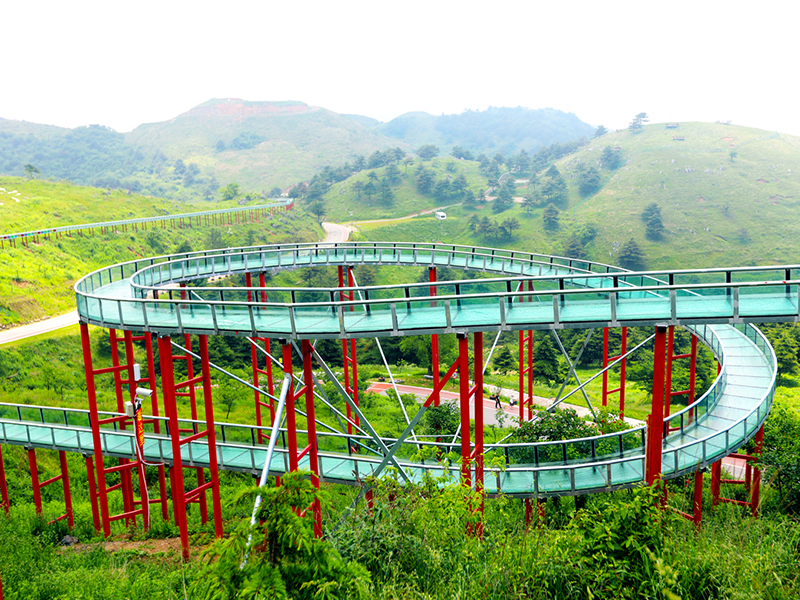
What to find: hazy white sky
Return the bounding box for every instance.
[3,1,797,135]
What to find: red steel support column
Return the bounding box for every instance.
[518,329,533,421]
[199,335,224,537]
[158,335,190,560]
[602,327,628,420]
[109,330,135,526]
[85,455,101,533]
[458,334,471,486]
[429,267,441,407]
[339,266,360,432]
[250,272,276,441]
[646,326,667,487]
[301,340,322,538]
[59,450,74,528]
[692,469,704,530]
[142,332,169,521]
[0,445,9,515]
[750,425,764,517]
[81,324,111,537]
[473,332,485,538]
[28,449,42,515]
[711,461,722,506]
[282,342,299,473]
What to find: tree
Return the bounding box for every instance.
[416,165,435,194]
[402,156,414,174]
[543,203,560,231]
[433,179,451,202]
[642,203,664,240]
[363,180,377,201]
[308,200,326,223]
[352,180,365,200]
[629,112,649,134]
[617,238,646,270]
[577,164,602,196]
[378,178,395,206]
[541,165,568,207]
[522,193,541,214]
[601,146,623,170]
[451,173,468,198]
[563,233,587,260]
[531,334,561,383]
[23,163,40,179]
[423,401,460,437]
[498,218,521,240]
[385,163,401,186]
[463,188,477,208]
[220,182,239,201]
[416,144,440,160]
[492,345,517,372]
[173,159,186,175]
[594,125,608,138]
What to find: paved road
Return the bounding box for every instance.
[0,310,79,345]
[321,222,351,243]
[366,382,645,428]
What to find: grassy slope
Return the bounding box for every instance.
[322,158,488,222]
[0,177,321,324]
[568,122,800,269]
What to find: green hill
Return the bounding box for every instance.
[561,122,800,269]
[0,177,320,325]
[327,122,800,273]
[126,99,401,191]
[376,107,595,156]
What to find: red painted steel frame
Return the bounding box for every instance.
[339,266,360,433]
[429,267,440,407]
[602,327,628,419]
[711,425,764,517]
[280,340,323,537]
[158,334,224,560]
[518,281,535,421]
[0,445,9,515]
[646,326,667,486]
[248,272,276,443]
[665,327,698,419]
[472,332,485,537]
[27,449,74,528]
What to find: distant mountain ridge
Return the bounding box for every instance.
[374,106,595,156]
[0,100,595,197]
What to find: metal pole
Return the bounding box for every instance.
[473,332,485,538]
[302,340,323,538]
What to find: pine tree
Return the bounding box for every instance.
[617,239,646,271]
[531,335,561,383]
[543,203,560,231]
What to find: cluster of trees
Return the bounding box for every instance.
[468,215,521,242]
